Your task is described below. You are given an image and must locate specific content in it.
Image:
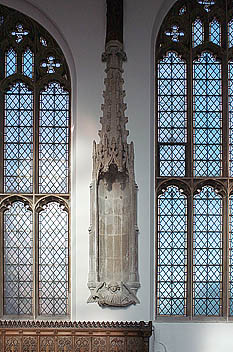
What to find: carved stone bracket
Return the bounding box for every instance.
[88,39,140,307]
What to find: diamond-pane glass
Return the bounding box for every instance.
[157,186,187,316]
[193,186,222,316]
[193,52,222,176]
[229,60,233,175]
[228,19,233,47]
[22,49,34,79]
[4,201,33,315]
[4,82,33,193]
[5,48,16,77]
[39,82,69,194]
[38,202,69,316]
[158,52,187,176]
[192,19,204,47]
[209,19,221,46]
[160,145,185,176]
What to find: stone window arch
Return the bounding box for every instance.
[155,0,233,318]
[0,4,71,318]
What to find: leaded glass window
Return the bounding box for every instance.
[0,4,71,319]
[155,0,233,319]
[3,201,33,316]
[38,202,69,316]
[192,19,204,47]
[193,186,222,316]
[157,186,187,315]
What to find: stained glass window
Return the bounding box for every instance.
[156,0,233,319]
[0,4,71,318]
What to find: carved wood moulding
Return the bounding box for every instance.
[0,320,152,352]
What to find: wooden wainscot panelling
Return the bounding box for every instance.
[0,321,152,352]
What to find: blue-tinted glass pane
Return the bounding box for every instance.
[193,52,222,176]
[157,186,187,316]
[209,19,221,46]
[165,25,184,42]
[193,186,222,316]
[5,48,16,77]
[229,195,233,315]
[228,19,233,47]
[158,52,187,176]
[22,49,34,78]
[39,202,69,316]
[4,201,33,315]
[198,0,215,12]
[192,19,204,47]
[160,145,185,176]
[39,82,69,193]
[228,60,233,176]
[4,82,33,193]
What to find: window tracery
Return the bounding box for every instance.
[155,0,233,318]
[0,4,71,318]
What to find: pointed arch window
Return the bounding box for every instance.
[0,4,71,318]
[155,0,233,319]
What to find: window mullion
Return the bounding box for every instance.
[187,13,193,178]
[32,207,37,319]
[187,191,193,317]
[33,86,39,195]
[222,4,229,317]
[222,6,229,177]
[223,191,229,318]
[0,212,3,317]
[33,84,39,318]
[0,89,4,193]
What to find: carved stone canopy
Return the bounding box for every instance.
[87,40,140,307]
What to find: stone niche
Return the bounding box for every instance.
[87,40,140,307]
[98,166,130,284]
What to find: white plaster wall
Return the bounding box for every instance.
[3,0,233,350]
[152,323,233,352]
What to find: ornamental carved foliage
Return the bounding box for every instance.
[40,337,55,352]
[22,337,37,352]
[110,337,125,352]
[92,337,107,352]
[57,337,73,352]
[74,337,91,352]
[5,337,20,352]
[88,281,139,307]
[127,337,144,352]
